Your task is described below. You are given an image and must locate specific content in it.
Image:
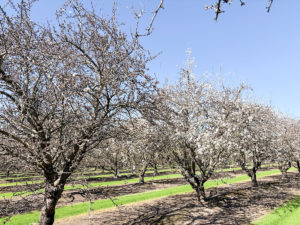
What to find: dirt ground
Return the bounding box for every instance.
[55,172,300,225]
[0,170,237,217]
[0,178,187,218]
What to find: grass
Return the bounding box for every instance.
[0,175,42,181]
[252,195,300,225]
[1,168,295,225]
[0,173,183,199]
[0,166,291,198]
[0,169,175,187]
[0,180,42,187]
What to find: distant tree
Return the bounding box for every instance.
[0,1,157,224]
[231,102,277,186]
[87,137,128,178]
[125,119,166,184]
[282,118,300,173]
[270,117,293,179]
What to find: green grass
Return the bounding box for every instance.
[0,169,175,187]
[1,168,295,225]
[252,195,300,225]
[0,173,182,199]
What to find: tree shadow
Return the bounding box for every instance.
[110,173,300,225]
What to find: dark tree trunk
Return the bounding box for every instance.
[113,168,119,178]
[239,161,259,187]
[195,183,207,202]
[296,161,300,173]
[251,173,258,187]
[138,168,147,184]
[6,169,10,177]
[247,166,258,187]
[138,164,148,184]
[39,184,64,225]
[153,164,159,176]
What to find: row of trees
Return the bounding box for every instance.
[0,1,295,225]
[81,53,300,203]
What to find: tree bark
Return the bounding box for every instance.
[138,173,145,184]
[250,172,258,187]
[278,161,291,179]
[195,184,207,202]
[153,164,159,176]
[239,161,259,187]
[39,184,64,225]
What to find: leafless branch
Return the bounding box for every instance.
[266,0,273,13]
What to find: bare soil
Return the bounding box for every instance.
[0,178,187,218]
[54,172,300,225]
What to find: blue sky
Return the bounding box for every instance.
[28,0,300,117]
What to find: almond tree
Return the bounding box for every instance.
[283,118,300,173]
[231,102,277,186]
[125,119,166,184]
[87,137,128,178]
[0,1,156,224]
[160,52,245,201]
[271,117,294,178]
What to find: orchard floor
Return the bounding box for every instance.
[54,172,300,225]
[0,171,236,218]
[0,178,186,218]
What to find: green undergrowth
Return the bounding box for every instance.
[1,168,295,225]
[252,195,300,225]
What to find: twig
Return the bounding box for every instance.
[136,0,164,37]
[266,0,273,13]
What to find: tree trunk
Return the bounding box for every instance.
[195,184,207,202]
[250,172,258,187]
[39,185,64,225]
[281,170,288,179]
[139,173,145,184]
[113,168,119,178]
[279,161,291,179]
[296,161,300,173]
[6,169,10,177]
[153,164,159,176]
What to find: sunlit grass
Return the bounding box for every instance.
[252,195,300,225]
[0,173,182,198]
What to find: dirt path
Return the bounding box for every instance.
[55,172,300,225]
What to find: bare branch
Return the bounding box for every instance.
[266,0,274,13]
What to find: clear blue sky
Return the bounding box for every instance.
[28,0,300,117]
